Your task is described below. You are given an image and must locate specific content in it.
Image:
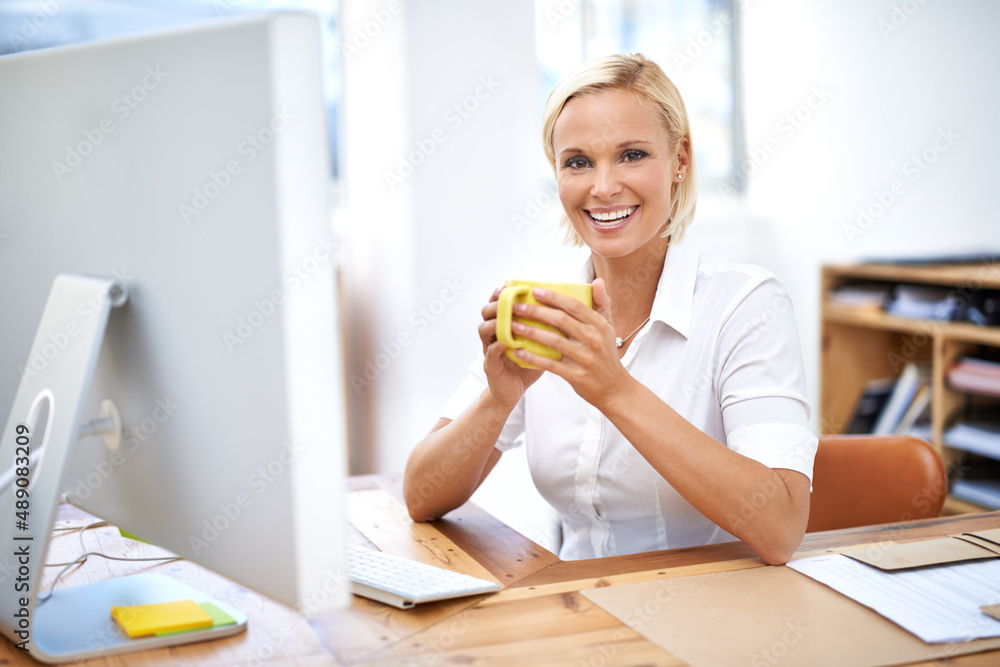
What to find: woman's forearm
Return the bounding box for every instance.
[403,388,514,521]
[600,378,810,565]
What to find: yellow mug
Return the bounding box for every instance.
[495,280,593,369]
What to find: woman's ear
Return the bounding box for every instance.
[675,137,691,180]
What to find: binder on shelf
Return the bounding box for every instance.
[895,384,931,435]
[948,357,1000,399]
[950,478,1000,510]
[828,282,893,312]
[886,284,960,321]
[944,422,1000,460]
[845,377,896,434]
[873,362,929,435]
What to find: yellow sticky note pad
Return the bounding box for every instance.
[111,600,213,638]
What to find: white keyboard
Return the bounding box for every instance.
[347,545,500,609]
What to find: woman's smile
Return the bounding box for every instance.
[586,205,638,229]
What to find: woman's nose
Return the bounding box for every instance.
[590,164,623,200]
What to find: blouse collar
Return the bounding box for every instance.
[650,239,697,340]
[580,239,698,340]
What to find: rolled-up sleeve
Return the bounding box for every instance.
[715,276,818,481]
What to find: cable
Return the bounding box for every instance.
[38,520,183,604]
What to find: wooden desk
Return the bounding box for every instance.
[3,474,1000,666]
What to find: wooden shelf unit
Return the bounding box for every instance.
[820,262,1000,513]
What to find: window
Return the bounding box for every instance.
[536,0,743,193]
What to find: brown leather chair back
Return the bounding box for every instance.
[807,435,947,533]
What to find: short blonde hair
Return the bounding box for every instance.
[542,53,697,245]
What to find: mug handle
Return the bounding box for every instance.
[495,285,532,349]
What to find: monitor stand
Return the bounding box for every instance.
[0,275,246,664]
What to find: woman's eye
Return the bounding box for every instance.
[622,150,647,162]
[564,157,590,169]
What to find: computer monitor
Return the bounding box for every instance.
[0,12,348,662]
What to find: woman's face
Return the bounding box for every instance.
[553,88,687,262]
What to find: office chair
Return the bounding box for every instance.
[806,434,948,532]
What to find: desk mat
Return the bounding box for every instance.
[582,563,1000,667]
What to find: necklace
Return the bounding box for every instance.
[615,316,650,348]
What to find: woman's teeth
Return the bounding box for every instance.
[589,206,636,225]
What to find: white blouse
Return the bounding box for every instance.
[441,241,818,560]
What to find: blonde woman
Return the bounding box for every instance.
[404,54,816,565]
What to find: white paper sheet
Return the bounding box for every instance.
[788,554,1000,643]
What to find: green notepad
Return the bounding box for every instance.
[156,602,238,637]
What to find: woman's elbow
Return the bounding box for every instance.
[402,485,437,522]
[758,545,795,566]
[405,497,439,523]
[402,479,452,522]
[755,529,804,566]
[408,508,435,523]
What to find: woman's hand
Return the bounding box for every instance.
[479,287,544,409]
[506,279,632,409]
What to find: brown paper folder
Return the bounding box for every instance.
[984,605,1000,622]
[844,528,1000,570]
[582,564,1000,667]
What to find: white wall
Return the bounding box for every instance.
[738,0,1000,427]
[340,0,568,475]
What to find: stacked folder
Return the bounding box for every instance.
[945,356,1000,508]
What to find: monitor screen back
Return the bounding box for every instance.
[0,12,348,612]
